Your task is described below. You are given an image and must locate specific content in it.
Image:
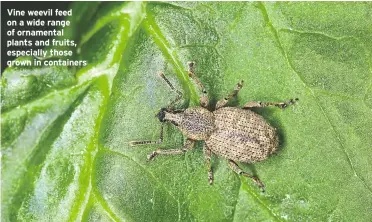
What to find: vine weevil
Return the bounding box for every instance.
[130,62,298,191]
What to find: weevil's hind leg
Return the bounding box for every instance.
[215,80,244,110]
[228,160,265,191]
[147,138,195,161]
[157,72,183,108]
[243,98,299,109]
[203,144,213,184]
[188,61,209,108]
[129,123,164,146]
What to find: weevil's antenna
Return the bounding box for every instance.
[157,72,183,108]
[129,123,164,146]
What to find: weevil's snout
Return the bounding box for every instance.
[156,108,167,122]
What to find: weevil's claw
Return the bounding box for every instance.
[208,171,214,185]
[157,72,165,77]
[275,102,288,109]
[288,98,298,105]
[187,61,195,67]
[241,172,265,192]
[187,61,195,73]
[252,176,265,192]
[236,80,244,90]
[147,151,158,161]
[276,98,299,109]
[277,104,287,109]
[129,141,136,147]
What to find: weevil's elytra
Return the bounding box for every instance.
[130,61,298,191]
[207,107,278,163]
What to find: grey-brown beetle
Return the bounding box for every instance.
[130,62,298,190]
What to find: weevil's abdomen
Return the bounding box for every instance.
[206,107,278,163]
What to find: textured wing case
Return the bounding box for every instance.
[206,107,278,162]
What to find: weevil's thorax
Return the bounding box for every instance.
[164,107,215,140]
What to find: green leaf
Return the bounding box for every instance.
[2,2,372,221]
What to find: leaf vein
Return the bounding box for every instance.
[92,188,121,222]
[278,28,359,41]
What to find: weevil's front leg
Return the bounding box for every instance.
[243,98,298,109]
[148,138,195,161]
[228,160,265,191]
[215,80,244,110]
[188,61,209,108]
[129,124,164,146]
[203,144,213,184]
[157,72,183,108]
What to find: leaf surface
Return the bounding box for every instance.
[2,2,372,221]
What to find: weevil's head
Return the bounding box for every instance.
[156,108,167,122]
[156,107,183,126]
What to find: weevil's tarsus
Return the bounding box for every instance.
[216,80,244,110]
[147,138,195,161]
[228,160,265,192]
[157,72,183,108]
[204,144,213,184]
[129,123,164,146]
[243,98,298,110]
[187,61,209,107]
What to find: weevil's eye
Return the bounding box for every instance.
[156,108,167,122]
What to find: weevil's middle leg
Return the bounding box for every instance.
[228,160,265,191]
[188,61,209,108]
[203,144,213,184]
[147,138,195,161]
[243,98,299,109]
[215,80,244,110]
